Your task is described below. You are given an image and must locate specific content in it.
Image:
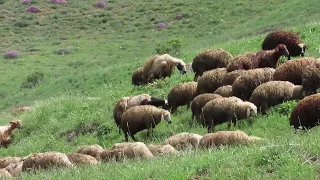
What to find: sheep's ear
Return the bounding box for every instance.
[161,113,164,121]
[246,108,251,117]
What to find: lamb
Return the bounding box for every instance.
[249,81,305,114]
[214,85,233,97]
[192,48,233,81]
[167,81,198,113]
[261,30,308,60]
[142,54,187,84]
[0,169,12,177]
[120,105,171,141]
[290,93,320,129]
[131,67,144,86]
[202,97,257,133]
[0,157,23,169]
[196,68,227,95]
[164,132,203,150]
[232,68,276,101]
[273,57,317,85]
[111,142,154,159]
[226,52,256,72]
[0,120,22,148]
[252,44,289,68]
[67,153,100,166]
[301,61,320,95]
[190,93,222,124]
[22,152,74,171]
[222,70,247,85]
[199,130,263,148]
[75,144,104,160]
[147,144,178,156]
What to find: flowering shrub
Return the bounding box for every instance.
[156,23,167,29]
[176,14,183,20]
[95,1,106,8]
[27,6,40,13]
[3,50,20,59]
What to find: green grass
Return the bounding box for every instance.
[1,0,320,179]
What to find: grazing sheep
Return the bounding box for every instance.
[222,70,247,85]
[99,149,125,162]
[0,169,12,177]
[75,144,104,160]
[142,54,187,84]
[0,120,22,148]
[67,153,100,166]
[199,130,263,148]
[0,157,23,169]
[232,68,276,101]
[261,30,308,60]
[290,93,320,129]
[120,105,171,141]
[164,132,203,150]
[252,44,289,68]
[273,57,317,85]
[202,97,257,133]
[192,48,233,81]
[190,93,222,124]
[226,52,256,72]
[22,152,74,171]
[111,142,154,159]
[167,81,198,113]
[302,61,320,95]
[214,85,233,97]
[132,67,144,86]
[196,68,227,95]
[147,144,178,156]
[5,161,23,177]
[249,81,305,114]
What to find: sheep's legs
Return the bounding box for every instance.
[261,102,268,115]
[193,73,199,82]
[208,121,215,133]
[124,133,129,142]
[147,129,153,137]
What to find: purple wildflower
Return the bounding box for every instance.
[95,1,107,8]
[27,6,40,13]
[156,23,167,29]
[3,50,20,59]
[22,0,32,5]
[176,14,183,20]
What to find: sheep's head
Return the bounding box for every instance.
[276,44,289,57]
[161,110,171,124]
[243,102,257,118]
[298,43,308,57]
[176,62,187,74]
[9,120,22,129]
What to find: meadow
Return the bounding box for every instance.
[1,0,320,179]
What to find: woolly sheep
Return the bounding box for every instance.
[0,157,23,169]
[202,97,257,133]
[290,93,320,129]
[132,67,144,86]
[67,153,100,166]
[252,44,289,68]
[22,152,74,171]
[147,144,178,156]
[222,70,247,85]
[273,57,317,85]
[190,93,222,124]
[226,52,256,72]
[4,161,23,177]
[214,85,233,97]
[99,149,124,162]
[111,142,154,159]
[120,105,171,141]
[196,68,227,95]
[261,30,308,60]
[302,61,320,95]
[75,144,104,160]
[167,81,198,113]
[164,132,203,150]
[249,81,305,114]
[232,68,275,101]
[199,130,263,148]
[0,169,12,177]
[0,120,22,148]
[192,48,233,81]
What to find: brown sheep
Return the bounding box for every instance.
[192,48,233,81]
[75,144,104,160]
[196,68,227,95]
[0,120,22,148]
[0,157,23,169]
[142,55,160,83]
[190,93,222,124]
[132,67,144,86]
[120,105,171,141]
[111,142,154,159]
[273,57,317,85]
[22,152,74,171]
[167,81,198,113]
[4,161,23,177]
[226,52,256,72]
[261,30,308,60]
[232,68,276,101]
[302,61,320,95]
[147,144,178,156]
[0,169,12,177]
[290,93,320,129]
[214,85,233,97]
[199,130,263,148]
[67,153,100,166]
[202,97,257,133]
[164,132,203,150]
[99,149,125,162]
[252,44,289,68]
[222,70,247,85]
[249,81,305,114]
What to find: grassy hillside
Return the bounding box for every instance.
[1,0,320,179]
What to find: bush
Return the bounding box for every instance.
[21,71,44,89]
[3,50,20,59]
[155,38,183,57]
[272,100,298,116]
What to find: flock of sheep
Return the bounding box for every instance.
[1,30,320,177]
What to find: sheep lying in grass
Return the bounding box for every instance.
[111,142,154,159]
[249,81,305,114]
[120,105,171,141]
[0,157,23,169]
[164,132,203,150]
[0,120,22,148]
[214,85,233,97]
[99,149,124,162]
[67,153,100,166]
[0,169,12,177]
[147,144,178,156]
[192,48,233,81]
[4,161,23,177]
[75,144,104,160]
[199,130,263,148]
[202,97,257,133]
[196,68,227,95]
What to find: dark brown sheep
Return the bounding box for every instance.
[132,67,144,86]
[302,61,320,95]
[167,81,197,113]
[290,93,320,129]
[120,105,171,141]
[252,44,289,68]
[261,30,308,60]
[273,57,317,85]
[222,70,247,85]
[226,52,256,72]
[196,68,227,95]
[192,49,233,81]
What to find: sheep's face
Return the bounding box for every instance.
[162,99,170,110]
[10,120,22,129]
[277,44,289,57]
[177,63,187,74]
[161,111,172,124]
[246,104,257,118]
[298,43,308,57]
